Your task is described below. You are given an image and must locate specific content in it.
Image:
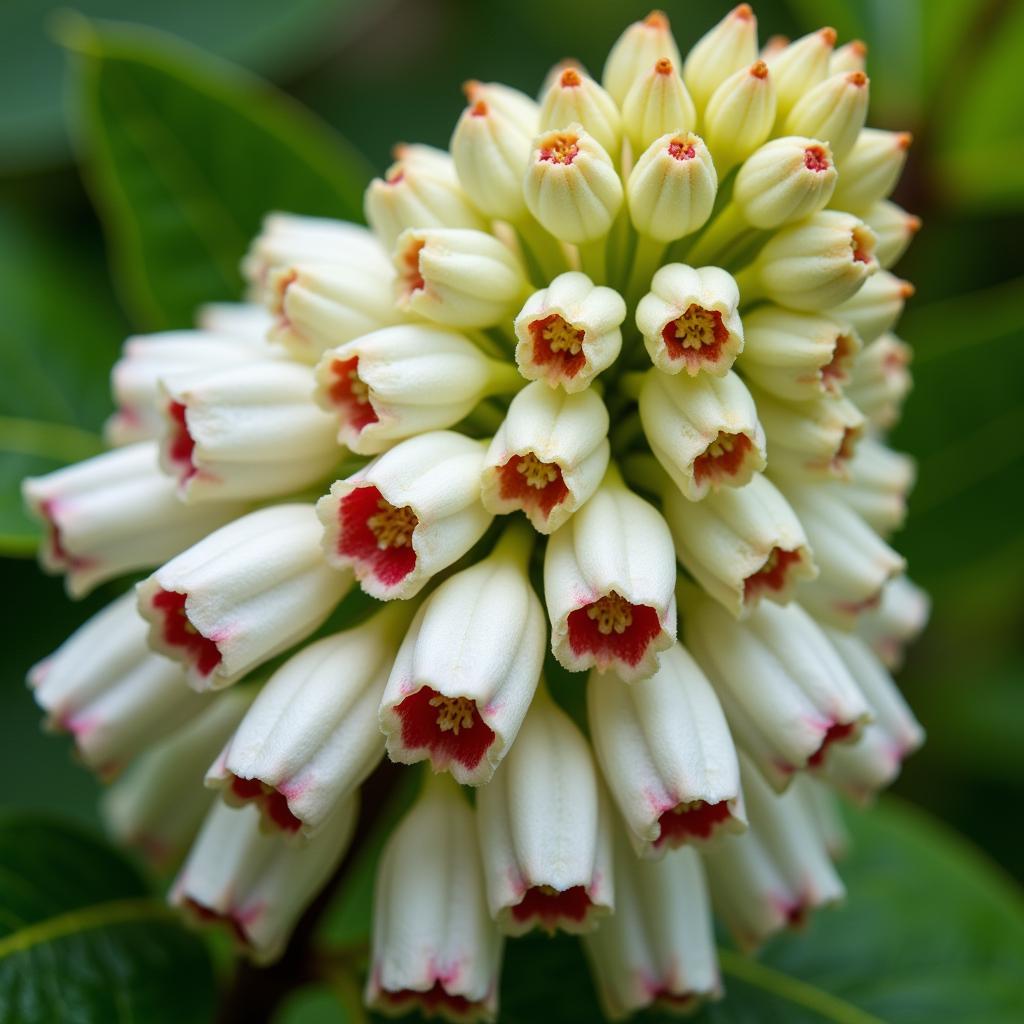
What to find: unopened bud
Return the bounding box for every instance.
[765,28,836,121]
[702,61,777,173]
[858,574,929,670]
[863,200,921,269]
[539,65,622,156]
[683,4,758,112]
[829,437,915,536]
[603,11,683,107]
[830,39,867,75]
[844,333,913,430]
[830,269,913,343]
[733,137,837,228]
[784,71,869,162]
[621,58,696,155]
[831,128,912,213]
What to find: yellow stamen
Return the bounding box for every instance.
[705,433,735,459]
[348,370,370,405]
[368,499,417,549]
[516,452,559,489]
[670,305,720,350]
[543,316,584,355]
[586,591,633,635]
[429,694,476,735]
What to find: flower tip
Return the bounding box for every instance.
[461,78,482,101]
[847,70,868,88]
[820,26,838,47]
[559,66,583,87]
[897,131,914,150]
[654,56,674,75]
[750,59,769,80]
[850,39,868,57]
[644,9,670,28]
[899,279,916,298]
[907,214,923,234]
[731,3,754,20]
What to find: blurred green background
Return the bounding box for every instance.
[1,0,1021,903]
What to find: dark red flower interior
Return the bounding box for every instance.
[394,686,495,772]
[166,401,198,483]
[528,314,587,380]
[229,775,302,834]
[566,592,662,668]
[660,304,728,370]
[400,238,426,296]
[497,453,569,520]
[692,431,754,487]
[510,884,591,931]
[183,898,249,947]
[382,982,477,1017]
[337,485,418,587]
[743,547,805,603]
[151,588,221,677]
[803,145,830,172]
[820,331,857,391]
[808,721,858,767]
[39,498,91,571]
[327,356,379,434]
[654,799,732,849]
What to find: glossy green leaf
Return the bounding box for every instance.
[0,816,216,1024]
[62,16,373,330]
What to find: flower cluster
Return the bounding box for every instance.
[24,7,928,1020]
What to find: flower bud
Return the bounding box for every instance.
[682,4,758,112]
[760,34,790,61]
[379,527,543,784]
[107,329,277,446]
[751,387,865,481]
[863,199,921,269]
[639,369,766,500]
[702,755,844,950]
[844,333,913,430]
[158,361,341,502]
[318,431,491,601]
[603,10,683,107]
[830,128,912,213]
[365,144,486,251]
[736,210,877,311]
[315,324,519,454]
[702,61,776,173]
[626,132,717,243]
[621,58,696,154]
[367,775,502,1021]
[207,604,411,837]
[830,269,913,344]
[583,832,721,1018]
[29,592,207,777]
[195,301,273,341]
[267,262,403,363]
[635,263,741,374]
[23,442,245,599]
[102,689,252,868]
[829,437,915,535]
[733,137,837,229]
[543,470,677,681]
[684,593,871,789]
[514,271,626,391]
[783,71,870,162]
[524,126,624,244]
[588,642,745,856]
[450,80,538,221]
[172,796,356,964]
[739,305,861,400]
[662,474,817,616]
[765,28,836,120]
[477,687,613,934]
[794,774,849,858]
[539,65,622,156]
[482,381,609,533]
[138,504,352,690]
[393,227,527,327]
[830,39,867,76]
[857,574,929,669]
[778,482,906,629]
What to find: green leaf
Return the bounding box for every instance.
[0,816,216,1024]
[61,15,373,330]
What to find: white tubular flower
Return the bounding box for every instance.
[267,261,403,363]
[765,28,836,120]
[738,305,861,401]
[821,628,924,801]
[752,387,865,481]
[603,10,683,107]
[172,796,357,964]
[367,775,502,1022]
[513,271,626,392]
[584,829,721,1019]
[639,369,766,500]
[476,687,613,935]
[379,526,544,784]
[830,437,915,535]
[779,483,906,629]
[317,431,491,601]
[393,227,528,328]
[733,136,837,229]
[314,324,520,454]
[858,574,930,670]
[783,71,870,162]
[702,756,845,950]
[523,126,623,244]
[158,361,341,503]
[102,689,253,868]
[195,302,273,340]
[830,128,912,213]
[701,60,777,173]
[588,642,745,856]
[635,263,741,375]
[792,774,849,858]
[543,469,677,681]
[621,58,696,155]
[450,80,538,222]
[28,592,206,777]
[830,39,867,76]
[864,200,921,269]
[138,504,352,691]
[735,210,878,311]
[206,603,411,837]
[844,333,913,430]
[538,65,621,156]
[830,269,914,344]
[365,144,486,251]
[23,442,244,599]
[682,3,758,112]
[684,593,870,789]
[481,381,609,533]
[626,132,717,243]
[662,474,817,617]
[107,329,276,445]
